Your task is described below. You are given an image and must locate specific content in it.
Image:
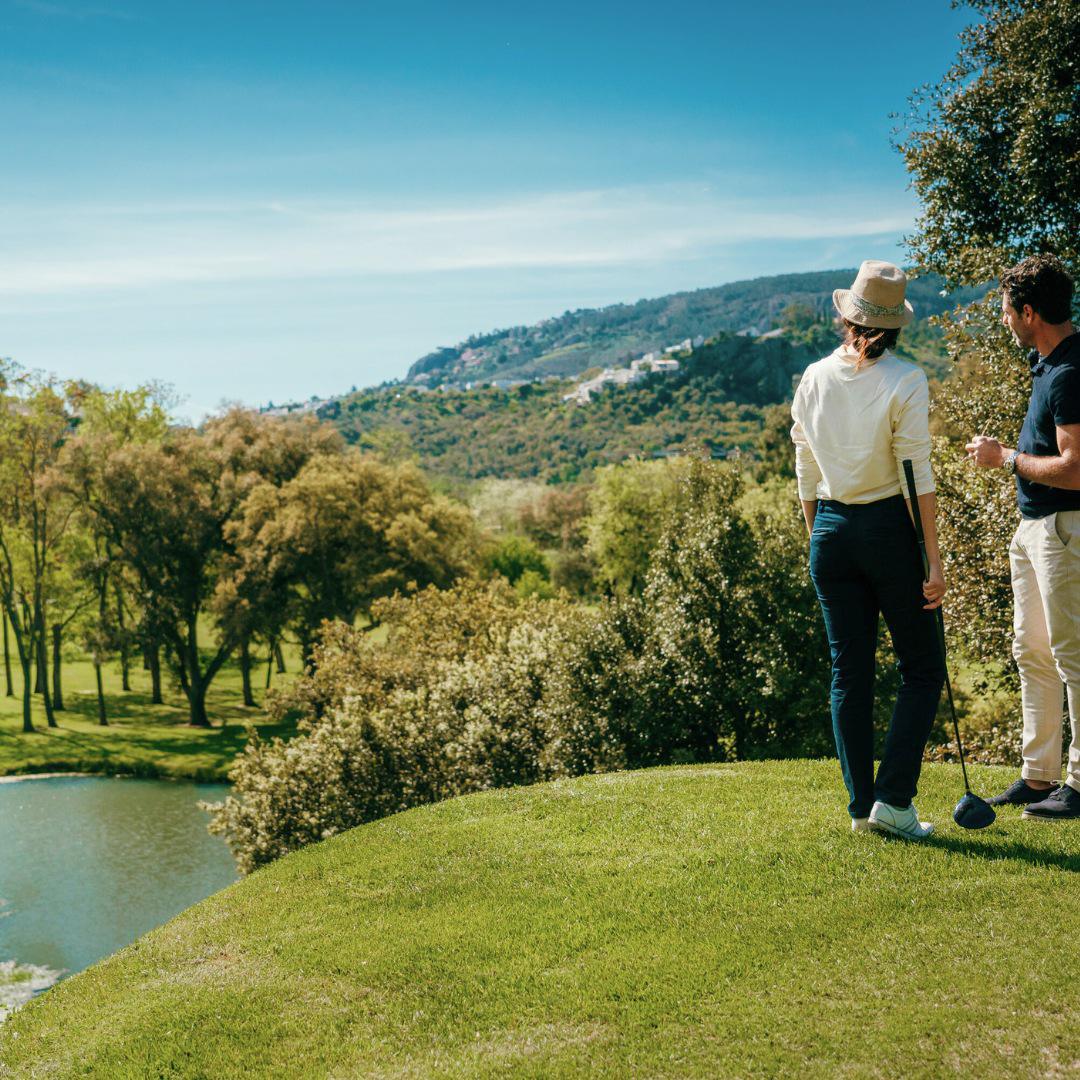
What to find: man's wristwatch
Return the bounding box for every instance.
[1003,450,1020,476]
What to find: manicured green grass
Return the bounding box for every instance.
[3,760,1076,1078]
[0,648,297,782]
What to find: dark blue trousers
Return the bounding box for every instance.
[809,495,946,818]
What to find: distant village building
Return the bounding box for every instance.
[561,339,689,405]
[663,338,692,355]
[262,397,333,418]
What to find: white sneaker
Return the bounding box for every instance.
[851,817,871,833]
[869,800,934,840]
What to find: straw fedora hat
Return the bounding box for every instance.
[833,260,915,329]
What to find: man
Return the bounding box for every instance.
[967,253,1080,821]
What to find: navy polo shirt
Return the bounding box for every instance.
[1016,332,1080,519]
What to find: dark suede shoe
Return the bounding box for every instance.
[1023,784,1080,821]
[987,778,1059,807]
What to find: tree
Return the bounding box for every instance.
[898,0,1080,288]
[585,456,690,595]
[42,526,96,712]
[206,409,343,706]
[58,384,172,722]
[895,0,1080,683]
[482,535,549,586]
[755,403,798,482]
[228,452,475,662]
[0,368,83,732]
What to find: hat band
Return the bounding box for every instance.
[849,293,905,319]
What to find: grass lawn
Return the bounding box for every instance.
[0,645,299,782]
[2,759,1076,1078]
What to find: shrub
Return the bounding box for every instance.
[482,534,550,586]
[545,463,834,772]
[209,579,577,872]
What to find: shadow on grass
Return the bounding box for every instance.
[59,690,258,726]
[923,831,1080,873]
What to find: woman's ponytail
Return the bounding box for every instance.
[840,318,900,370]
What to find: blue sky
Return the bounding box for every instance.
[0,0,972,419]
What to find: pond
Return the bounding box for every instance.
[0,775,236,1017]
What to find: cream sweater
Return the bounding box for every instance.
[790,346,935,504]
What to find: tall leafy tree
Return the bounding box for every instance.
[585,456,690,595]
[895,0,1080,682]
[58,384,172,722]
[0,366,78,731]
[227,452,476,661]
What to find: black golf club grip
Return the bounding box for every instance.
[902,459,929,574]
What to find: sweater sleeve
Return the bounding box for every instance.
[892,370,935,496]
[790,387,823,501]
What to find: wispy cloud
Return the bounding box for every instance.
[0,183,915,297]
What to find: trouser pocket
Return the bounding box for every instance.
[1052,510,1080,548]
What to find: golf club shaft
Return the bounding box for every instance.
[901,460,972,793]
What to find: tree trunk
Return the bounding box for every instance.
[183,621,211,728]
[94,660,108,726]
[19,652,33,733]
[51,623,64,711]
[36,622,56,728]
[240,635,255,708]
[148,640,162,705]
[8,607,34,733]
[115,582,130,692]
[265,638,275,690]
[188,679,210,727]
[3,610,12,698]
[274,641,286,674]
[33,630,45,694]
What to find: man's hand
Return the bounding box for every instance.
[923,563,946,611]
[965,434,1010,469]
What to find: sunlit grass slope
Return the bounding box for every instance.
[0,645,299,781]
[3,760,1077,1078]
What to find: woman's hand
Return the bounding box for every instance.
[922,563,946,611]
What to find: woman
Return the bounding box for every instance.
[791,260,946,840]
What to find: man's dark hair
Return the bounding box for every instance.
[1000,254,1074,324]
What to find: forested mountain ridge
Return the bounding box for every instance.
[406,268,982,387]
[331,333,819,482]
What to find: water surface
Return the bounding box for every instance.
[0,776,236,1012]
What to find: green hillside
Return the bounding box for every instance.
[406,269,980,387]
[332,335,810,482]
[329,323,953,482]
[4,761,1076,1078]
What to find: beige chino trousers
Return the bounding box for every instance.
[1010,509,1080,794]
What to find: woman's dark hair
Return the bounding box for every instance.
[839,318,900,369]
[1000,254,1074,324]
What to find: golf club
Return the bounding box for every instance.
[902,459,996,830]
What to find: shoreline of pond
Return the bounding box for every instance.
[0,775,238,1022]
[0,771,93,784]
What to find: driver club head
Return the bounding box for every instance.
[953,791,996,830]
